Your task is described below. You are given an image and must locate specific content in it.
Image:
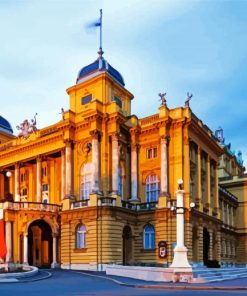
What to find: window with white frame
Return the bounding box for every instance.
[143,224,155,249]
[80,163,92,200]
[146,147,157,159]
[145,174,160,202]
[76,224,86,249]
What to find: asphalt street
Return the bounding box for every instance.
[0,270,247,296]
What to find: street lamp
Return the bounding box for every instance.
[170,179,193,280]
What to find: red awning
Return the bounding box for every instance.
[0,219,7,261]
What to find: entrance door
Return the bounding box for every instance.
[28,220,52,267]
[203,227,210,266]
[122,225,132,265]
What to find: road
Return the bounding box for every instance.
[0,270,247,296]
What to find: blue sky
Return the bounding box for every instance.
[0,0,246,166]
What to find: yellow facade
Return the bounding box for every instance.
[0,52,245,269]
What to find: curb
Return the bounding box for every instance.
[72,271,247,291]
[0,270,52,284]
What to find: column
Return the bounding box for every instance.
[197,147,202,209]
[14,163,20,202]
[23,233,28,265]
[216,231,221,264]
[61,149,65,200]
[222,200,225,223]
[36,156,42,203]
[206,155,211,212]
[90,130,100,193]
[112,133,119,194]
[130,144,139,200]
[208,229,213,260]
[65,141,72,197]
[5,221,12,263]
[226,203,229,225]
[215,163,219,213]
[51,235,59,268]
[160,136,169,196]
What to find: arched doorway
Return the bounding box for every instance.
[122,225,132,265]
[203,227,210,266]
[28,220,53,267]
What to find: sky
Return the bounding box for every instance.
[0,0,246,166]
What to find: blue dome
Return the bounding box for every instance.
[0,115,13,134]
[77,57,125,87]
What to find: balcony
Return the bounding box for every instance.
[0,201,61,212]
[122,201,158,211]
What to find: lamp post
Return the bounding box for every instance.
[169,179,193,282]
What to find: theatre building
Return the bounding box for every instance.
[0,50,246,269]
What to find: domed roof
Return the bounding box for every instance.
[76,56,125,87]
[0,115,13,134]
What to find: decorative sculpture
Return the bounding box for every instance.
[185,92,193,107]
[16,113,38,139]
[159,92,167,106]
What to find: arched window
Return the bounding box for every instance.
[145,175,160,202]
[80,163,92,200]
[76,224,86,249]
[143,224,155,249]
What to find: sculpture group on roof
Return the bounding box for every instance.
[16,113,38,139]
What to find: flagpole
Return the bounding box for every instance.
[100,9,102,50]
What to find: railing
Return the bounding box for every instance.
[0,201,61,212]
[71,200,89,209]
[98,197,116,207]
[122,201,158,211]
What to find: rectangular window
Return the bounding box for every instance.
[42,167,47,177]
[81,94,92,105]
[146,147,157,159]
[114,96,122,108]
[42,184,49,192]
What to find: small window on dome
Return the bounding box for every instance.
[81,94,92,105]
[113,96,122,108]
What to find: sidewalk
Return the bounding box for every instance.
[73,270,247,290]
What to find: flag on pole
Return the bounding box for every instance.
[85,9,103,53]
[0,209,7,262]
[87,18,101,28]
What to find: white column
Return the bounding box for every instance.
[51,235,59,268]
[208,230,213,260]
[160,136,169,196]
[112,134,119,194]
[90,130,100,193]
[65,141,72,197]
[5,221,12,263]
[14,163,20,202]
[170,181,191,269]
[61,149,65,200]
[23,234,28,265]
[131,144,138,200]
[36,156,42,203]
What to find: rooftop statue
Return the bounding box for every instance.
[16,113,38,139]
[185,92,193,107]
[159,92,167,106]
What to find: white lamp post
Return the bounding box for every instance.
[170,179,192,279]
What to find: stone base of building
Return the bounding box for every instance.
[61,263,109,271]
[106,265,175,282]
